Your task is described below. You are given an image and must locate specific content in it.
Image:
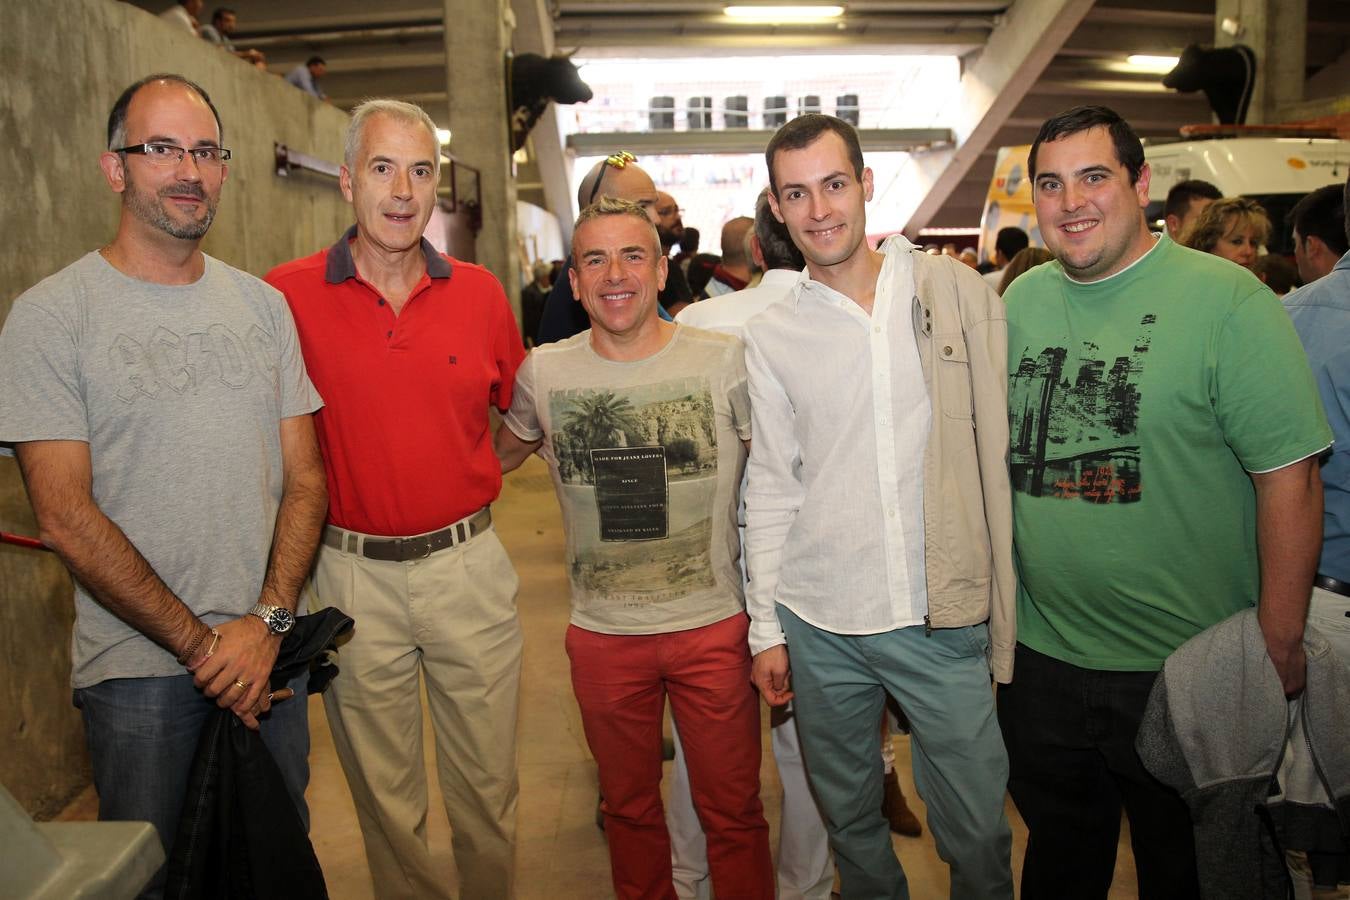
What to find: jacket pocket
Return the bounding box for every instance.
[934,332,973,421]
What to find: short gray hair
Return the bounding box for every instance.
[571,197,660,261]
[345,99,441,176]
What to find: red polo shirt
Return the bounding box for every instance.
[266,227,524,536]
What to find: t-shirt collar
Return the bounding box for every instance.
[324,223,452,284]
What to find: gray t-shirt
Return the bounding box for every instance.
[0,251,323,688]
[504,326,751,635]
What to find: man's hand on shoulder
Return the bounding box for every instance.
[190,613,284,729]
[751,644,794,706]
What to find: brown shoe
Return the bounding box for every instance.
[883,770,922,837]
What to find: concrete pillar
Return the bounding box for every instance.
[509,0,576,245]
[1214,0,1306,124]
[444,0,518,301]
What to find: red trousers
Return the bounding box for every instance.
[566,612,773,900]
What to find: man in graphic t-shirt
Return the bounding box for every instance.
[999,105,1331,899]
[495,197,773,900]
[0,74,326,898]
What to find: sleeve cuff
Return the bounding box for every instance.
[501,413,542,443]
[990,645,1014,684]
[748,618,786,656]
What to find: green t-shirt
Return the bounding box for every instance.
[1005,235,1331,670]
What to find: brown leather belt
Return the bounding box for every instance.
[323,508,492,562]
[1314,573,1350,599]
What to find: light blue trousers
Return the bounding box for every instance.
[778,605,1014,900]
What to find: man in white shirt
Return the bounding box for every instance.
[669,191,834,900]
[743,113,1016,899]
[677,190,800,334]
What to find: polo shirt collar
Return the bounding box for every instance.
[324,224,453,284]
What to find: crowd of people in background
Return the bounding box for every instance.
[4,16,1350,896]
[159,1,329,101]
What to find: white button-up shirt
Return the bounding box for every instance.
[742,239,931,654]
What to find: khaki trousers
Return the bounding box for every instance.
[312,524,523,900]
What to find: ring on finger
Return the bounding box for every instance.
[233,679,250,691]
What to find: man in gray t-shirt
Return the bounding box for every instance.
[495,198,773,899]
[0,75,326,895]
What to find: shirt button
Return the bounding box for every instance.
[888,508,898,518]
[378,298,385,306]
[943,345,953,356]
[873,325,881,334]
[387,330,394,338]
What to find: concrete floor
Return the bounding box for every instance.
[59,454,1143,898]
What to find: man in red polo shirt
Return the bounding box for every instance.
[267,99,524,900]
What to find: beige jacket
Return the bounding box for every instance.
[909,247,1016,682]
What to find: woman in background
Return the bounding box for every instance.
[1180,197,1271,272]
[996,246,1055,296]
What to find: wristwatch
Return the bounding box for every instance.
[249,602,295,636]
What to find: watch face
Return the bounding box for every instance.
[268,607,295,633]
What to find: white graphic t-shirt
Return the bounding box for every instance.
[504,326,751,635]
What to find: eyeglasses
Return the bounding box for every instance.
[586,150,637,206]
[113,142,232,168]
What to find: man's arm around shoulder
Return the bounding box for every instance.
[495,424,542,474]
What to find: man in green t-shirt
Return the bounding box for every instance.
[999,105,1331,899]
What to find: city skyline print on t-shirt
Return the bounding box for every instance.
[1008,313,1156,503]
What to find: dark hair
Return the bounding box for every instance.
[678,226,700,255]
[994,226,1029,260]
[1028,105,1145,185]
[306,55,326,68]
[106,73,223,149]
[1164,179,1222,221]
[212,7,235,23]
[765,113,864,196]
[1288,184,1349,258]
[1251,254,1301,295]
[687,253,721,298]
[754,189,805,271]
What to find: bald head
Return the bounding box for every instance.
[720,217,754,266]
[577,158,660,223]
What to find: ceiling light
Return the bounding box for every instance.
[724,5,845,23]
[436,128,452,144]
[1125,54,1180,73]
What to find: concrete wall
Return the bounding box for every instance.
[0,0,352,817]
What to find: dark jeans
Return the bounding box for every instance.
[996,644,1200,900]
[74,671,310,900]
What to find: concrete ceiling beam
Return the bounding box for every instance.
[890,0,1096,238]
